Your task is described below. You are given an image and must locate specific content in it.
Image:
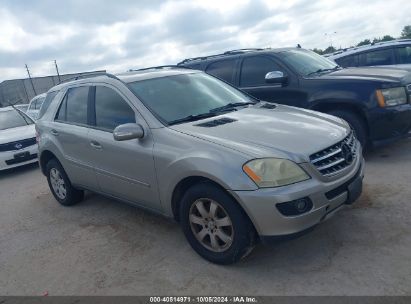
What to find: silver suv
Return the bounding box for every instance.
[36,68,364,264]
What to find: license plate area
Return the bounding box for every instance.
[14,151,30,159]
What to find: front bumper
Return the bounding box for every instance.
[230,150,365,239]
[0,145,38,171]
[368,103,411,146]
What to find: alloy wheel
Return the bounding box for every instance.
[189,198,234,252]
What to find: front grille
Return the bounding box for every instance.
[310,131,357,176]
[0,137,36,152]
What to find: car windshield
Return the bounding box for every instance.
[128,72,254,125]
[0,109,34,130]
[281,49,339,76]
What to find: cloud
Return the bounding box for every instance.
[0,0,410,81]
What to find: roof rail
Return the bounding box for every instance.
[223,48,265,55]
[58,72,120,85]
[177,48,268,65]
[129,65,190,72]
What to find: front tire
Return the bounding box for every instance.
[179,182,256,265]
[46,159,84,206]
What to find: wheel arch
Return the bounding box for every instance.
[170,175,256,237]
[310,101,370,134]
[39,150,58,175]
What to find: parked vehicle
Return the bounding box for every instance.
[27,93,46,120]
[178,48,411,148]
[325,39,411,69]
[0,107,38,170]
[15,104,29,112]
[37,69,364,264]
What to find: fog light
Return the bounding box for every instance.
[276,197,313,216]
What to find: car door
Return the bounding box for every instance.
[52,85,98,190]
[237,55,304,107]
[87,84,160,211]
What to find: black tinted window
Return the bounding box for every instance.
[206,60,235,83]
[335,55,359,67]
[56,87,89,125]
[240,56,279,86]
[360,49,394,66]
[95,86,135,131]
[396,46,411,64]
[38,91,58,119]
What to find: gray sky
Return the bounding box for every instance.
[0,0,410,81]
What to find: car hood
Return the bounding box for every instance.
[317,66,411,84]
[0,124,36,144]
[169,104,350,162]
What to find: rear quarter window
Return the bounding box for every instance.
[38,91,58,119]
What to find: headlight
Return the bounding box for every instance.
[376,87,407,107]
[243,158,310,188]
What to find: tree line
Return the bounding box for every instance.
[312,25,411,55]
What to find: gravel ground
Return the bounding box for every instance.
[0,139,410,296]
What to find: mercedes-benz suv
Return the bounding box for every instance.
[36,68,364,264]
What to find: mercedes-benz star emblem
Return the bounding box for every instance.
[341,143,353,164]
[15,143,23,150]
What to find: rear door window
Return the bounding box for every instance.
[396,46,411,64]
[359,48,394,66]
[240,56,280,87]
[55,86,89,125]
[205,60,236,84]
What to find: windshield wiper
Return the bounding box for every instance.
[210,101,256,113]
[7,101,31,125]
[306,66,341,76]
[168,112,219,125]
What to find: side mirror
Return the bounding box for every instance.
[265,71,287,85]
[113,123,144,141]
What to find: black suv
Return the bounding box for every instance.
[178,48,411,148]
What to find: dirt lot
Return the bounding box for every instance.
[0,139,410,296]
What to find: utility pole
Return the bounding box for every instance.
[54,60,61,83]
[25,64,37,95]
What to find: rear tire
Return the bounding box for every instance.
[179,182,256,265]
[328,110,368,149]
[46,159,84,206]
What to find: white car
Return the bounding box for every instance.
[0,107,38,171]
[26,93,46,120]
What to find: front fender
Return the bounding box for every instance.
[151,129,258,216]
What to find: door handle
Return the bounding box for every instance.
[90,141,102,150]
[50,129,59,136]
